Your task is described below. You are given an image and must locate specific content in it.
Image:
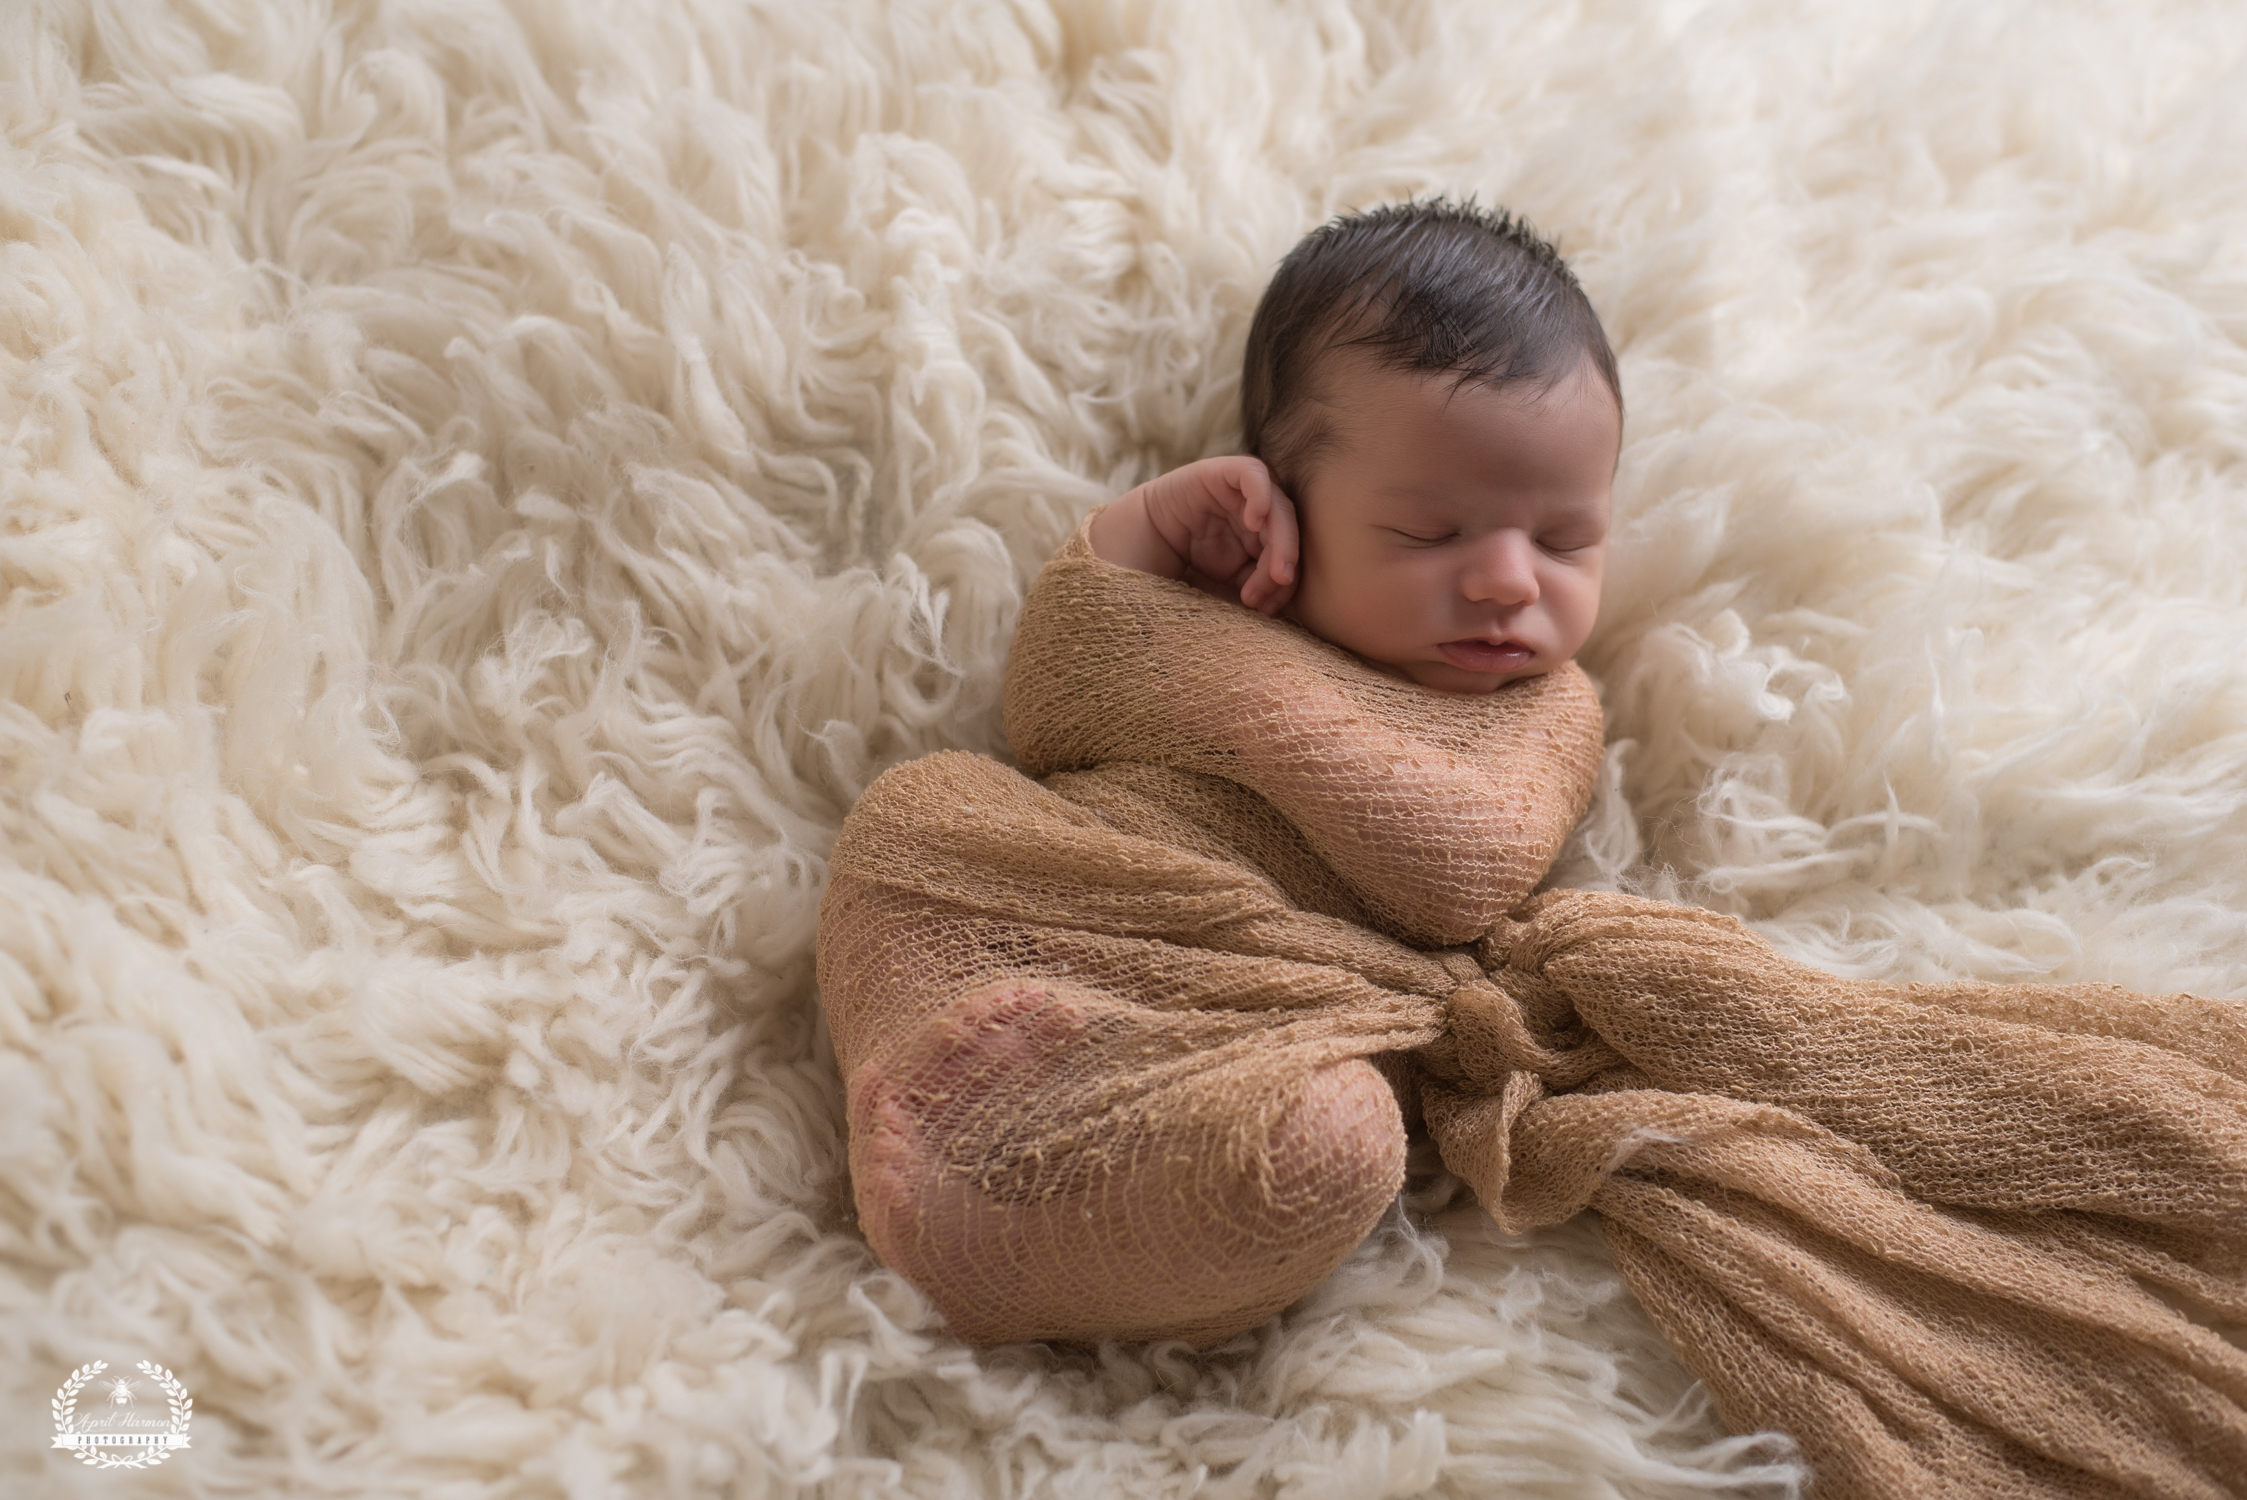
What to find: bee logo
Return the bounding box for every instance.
[50,1361,193,1470]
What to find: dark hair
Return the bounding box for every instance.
[1240,200,1621,493]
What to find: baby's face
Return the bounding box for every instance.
[1283,356,1618,693]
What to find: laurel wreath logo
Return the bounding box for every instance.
[50,1360,193,1470]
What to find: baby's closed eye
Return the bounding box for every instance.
[1384,526,1599,554]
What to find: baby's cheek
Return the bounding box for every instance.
[1557,575,1604,648]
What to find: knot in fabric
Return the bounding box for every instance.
[1434,949,1624,1091]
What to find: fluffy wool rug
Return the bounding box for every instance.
[5,0,2245,1495]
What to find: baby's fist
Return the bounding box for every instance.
[1091,456,1299,615]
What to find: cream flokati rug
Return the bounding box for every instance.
[4,0,2245,1494]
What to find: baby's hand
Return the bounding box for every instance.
[1087,456,1299,615]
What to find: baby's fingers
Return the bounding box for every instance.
[1234,471,1297,613]
[1256,479,1299,589]
[1238,508,1299,616]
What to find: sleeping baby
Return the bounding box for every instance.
[818,203,2247,1500]
[821,200,1624,1345]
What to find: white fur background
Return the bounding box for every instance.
[4,0,2243,1495]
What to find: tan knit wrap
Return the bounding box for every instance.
[818,516,2247,1499]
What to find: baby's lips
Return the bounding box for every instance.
[1437,639,1534,673]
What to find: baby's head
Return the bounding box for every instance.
[1243,202,1622,693]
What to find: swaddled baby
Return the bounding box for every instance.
[823,207,2247,1498]
[827,202,1624,1345]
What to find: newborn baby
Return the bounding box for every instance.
[824,207,2247,1491]
[1092,200,1621,693]
[832,201,1626,1344]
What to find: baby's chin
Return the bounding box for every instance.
[1412,664,1552,694]
[1371,654,1558,694]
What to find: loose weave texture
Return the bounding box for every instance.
[817,516,2247,1500]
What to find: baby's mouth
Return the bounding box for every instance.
[1438,639,1533,673]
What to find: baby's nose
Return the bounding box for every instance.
[1461,531,1540,606]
